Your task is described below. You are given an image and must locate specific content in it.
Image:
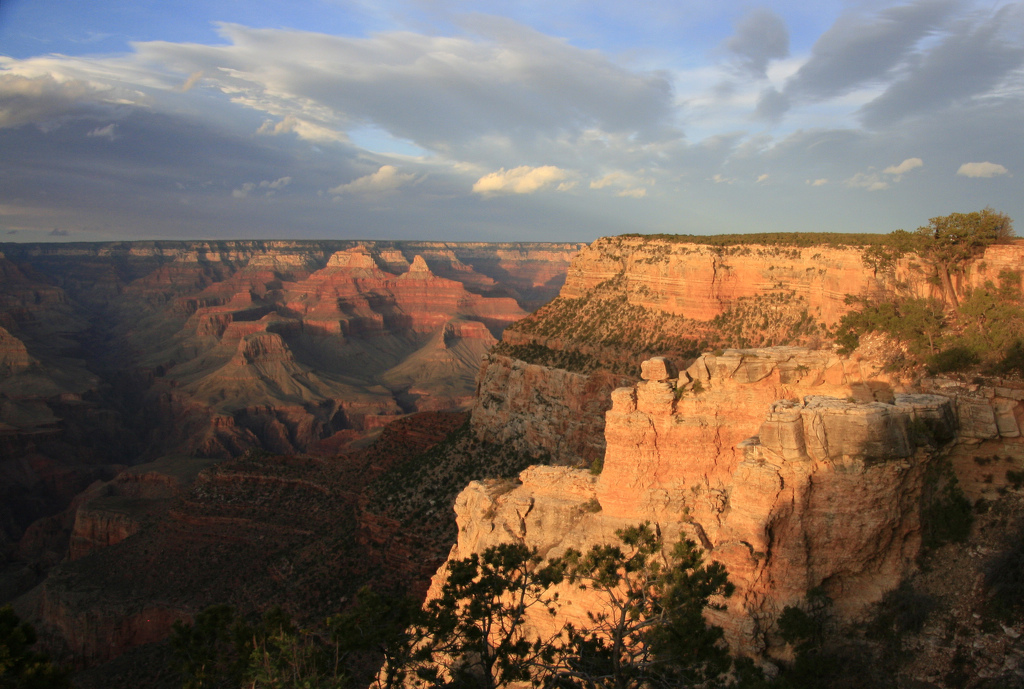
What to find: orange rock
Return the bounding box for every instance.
[440,349,961,658]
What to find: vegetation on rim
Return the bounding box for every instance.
[504,209,1021,380]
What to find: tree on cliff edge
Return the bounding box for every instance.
[550,524,737,689]
[405,542,568,689]
[401,524,744,689]
[917,208,1014,308]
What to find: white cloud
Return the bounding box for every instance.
[0,73,118,129]
[883,157,923,175]
[260,176,292,190]
[808,178,829,186]
[330,165,416,195]
[847,156,924,191]
[257,115,347,143]
[87,123,116,140]
[589,170,651,198]
[957,161,1009,178]
[846,172,888,191]
[472,165,569,195]
[710,173,735,185]
[232,182,256,198]
[233,176,293,198]
[756,174,769,183]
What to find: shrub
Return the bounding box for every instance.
[926,346,980,374]
[921,465,973,549]
[0,606,70,689]
[1007,469,1024,489]
[866,582,936,641]
[990,340,1024,377]
[984,519,1024,620]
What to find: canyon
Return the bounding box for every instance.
[0,240,580,609]
[3,233,1024,687]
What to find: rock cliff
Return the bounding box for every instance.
[438,348,1024,657]
[476,236,1024,467]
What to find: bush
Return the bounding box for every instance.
[921,466,973,549]
[990,340,1024,377]
[866,582,935,641]
[1007,469,1024,490]
[926,346,980,374]
[0,606,70,689]
[984,519,1024,620]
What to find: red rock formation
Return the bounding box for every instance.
[436,349,975,657]
[471,354,633,465]
[558,237,1024,325]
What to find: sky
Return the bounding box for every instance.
[0,0,1021,242]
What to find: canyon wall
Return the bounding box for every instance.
[473,237,1024,466]
[450,235,1024,660]
[443,349,1024,656]
[557,236,1017,323]
[471,354,633,466]
[0,240,580,602]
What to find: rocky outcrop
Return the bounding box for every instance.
[439,349,963,656]
[471,354,633,466]
[472,237,1024,467]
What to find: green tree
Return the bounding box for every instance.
[552,524,736,689]
[0,606,69,689]
[833,296,945,358]
[407,543,567,689]
[247,622,347,689]
[917,208,1014,307]
[172,594,419,689]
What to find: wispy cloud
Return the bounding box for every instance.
[233,176,293,198]
[589,170,650,198]
[883,157,923,175]
[725,8,789,78]
[0,3,1021,240]
[87,123,115,140]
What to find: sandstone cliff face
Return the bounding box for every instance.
[474,237,1024,465]
[439,349,972,656]
[471,354,633,466]
[558,237,1021,324]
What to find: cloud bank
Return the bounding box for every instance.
[0,2,1020,241]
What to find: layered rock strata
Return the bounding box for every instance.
[439,349,963,655]
[0,239,579,602]
[558,237,1024,324]
[474,237,1024,465]
[470,354,633,466]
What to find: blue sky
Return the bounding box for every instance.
[0,0,1021,242]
